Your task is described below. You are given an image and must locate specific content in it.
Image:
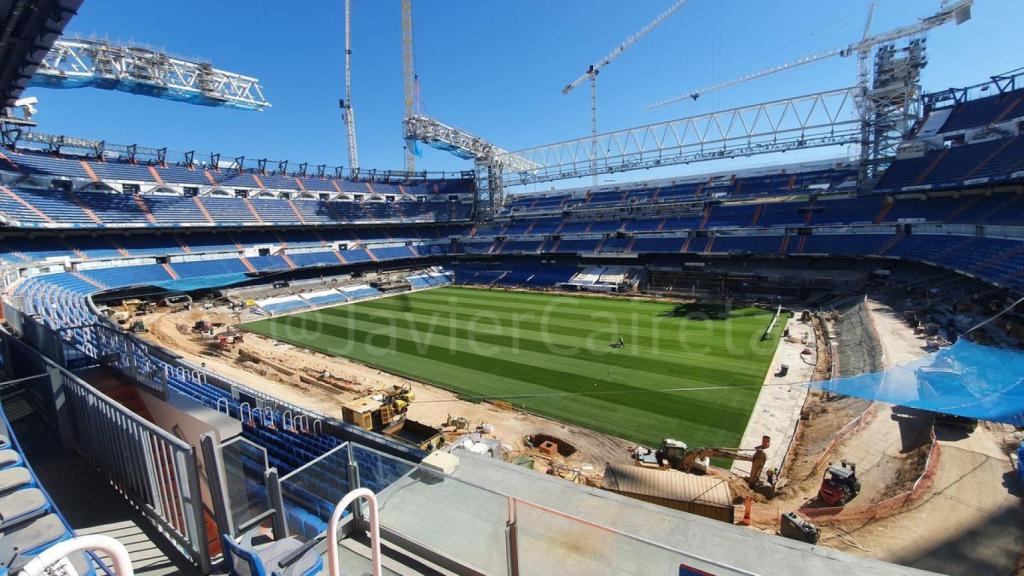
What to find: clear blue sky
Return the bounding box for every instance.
[25,0,1023,190]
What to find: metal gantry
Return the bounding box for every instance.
[492,87,863,188]
[31,37,270,111]
[404,114,538,217]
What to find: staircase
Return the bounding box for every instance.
[71,271,105,289]
[192,197,216,224]
[943,195,982,223]
[242,198,264,223]
[594,237,608,253]
[778,235,790,254]
[79,160,100,183]
[366,248,378,261]
[699,205,712,229]
[281,253,297,269]
[107,237,130,257]
[680,236,692,253]
[656,217,667,232]
[287,199,307,224]
[240,257,257,273]
[132,194,158,224]
[61,240,88,260]
[704,236,716,253]
[912,148,950,185]
[878,232,905,256]
[625,237,637,252]
[751,205,764,226]
[172,234,192,253]
[65,190,103,224]
[963,136,1020,181]
[334,251,347,264]
[161,263,179,280]
[796,234,808,254]
[873,201,894,224]
[147,166,165,185]
[0,185,54,224]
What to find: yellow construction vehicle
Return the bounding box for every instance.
[341,384,415,431]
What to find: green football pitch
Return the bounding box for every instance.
[242,287,784,448]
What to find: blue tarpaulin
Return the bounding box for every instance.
[150,272,253,292]
[812,340,1024,425]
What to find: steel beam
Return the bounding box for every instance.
[494,87,863,188]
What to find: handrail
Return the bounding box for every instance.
[327,488,381,576]
[20,535,134,576]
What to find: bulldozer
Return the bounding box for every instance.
[633,436,770,487]
[817,460,861,506]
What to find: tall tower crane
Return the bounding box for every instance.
[647,0,972,109]
[340,0,360,172]
[562,0,688,186]
[401,0,416,173]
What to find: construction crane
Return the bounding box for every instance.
[647,0,972,109]
[562,0,688,186]
[401,0,416,173]
[31,37,270,111]
[340,0,360,171]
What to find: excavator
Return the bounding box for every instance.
[633,436,770,487]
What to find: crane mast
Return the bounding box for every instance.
[562,0,688,187]
[341,0,359,172]
[401,0,416,173]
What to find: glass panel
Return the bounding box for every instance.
[515,499,750,576]
[377,467,509,575]
[350,444,415,492]
[280,444,352,541]
[219,437,270,537]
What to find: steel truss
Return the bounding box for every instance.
[492,87,863,188]
[31,38,270,111]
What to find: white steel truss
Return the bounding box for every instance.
[404,114,537,172]
[493,87,863,188]
[31,38,270,111]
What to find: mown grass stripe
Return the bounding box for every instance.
[242,287,783,447]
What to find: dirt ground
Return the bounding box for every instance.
[769,296,1023,575]
[140,306,636,479]
[142,291,1023,573]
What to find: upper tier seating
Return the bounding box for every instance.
[0,187,472,229]
[937,87,1024,133]
[877,136,1024,192]
[504,167,855,216]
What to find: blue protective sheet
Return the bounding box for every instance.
[150,272,253,292]
[813,340,1024,425]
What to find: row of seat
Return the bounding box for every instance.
[0,148,473,198]
[483,191,1024,236]
[503,167,855,215]
[0,411,91,575]
[0,186,473,229]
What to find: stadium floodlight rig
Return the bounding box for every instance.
[30,37,270,111]
[562,0,688,188]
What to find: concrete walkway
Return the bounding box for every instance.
[732,314,816,478]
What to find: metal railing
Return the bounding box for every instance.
[61,367,210,572]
